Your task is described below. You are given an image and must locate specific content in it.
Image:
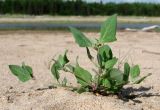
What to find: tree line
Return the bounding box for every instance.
[0,0,160,16]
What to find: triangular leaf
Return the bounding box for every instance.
[105,57,118,69]
[74,65,92,86]
[9,65,21,76]
[123,62,130,82]
[51,62,61,81]
[99,14,117,43]
[69,27,93,47]
[57,50,69,68]
[64,50,69,63]
[9,64,33,82]
[97,53,103,68]
[130,65,140,79]
[22,63,34,78]
[98,45,113,61]
[97,45,113,67]
[101,78,111,88]
[109,68,124,85]
[51,50,69,81]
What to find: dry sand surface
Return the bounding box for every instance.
[0,30,160,110]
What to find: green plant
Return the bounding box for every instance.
[9,14,151,95]
[9,62,34,82]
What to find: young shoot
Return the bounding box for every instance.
[9,14,151,95]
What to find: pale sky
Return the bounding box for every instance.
[85,0,160,3]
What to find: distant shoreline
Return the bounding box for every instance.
[0,22,159,31]
[0,15,160,24]
[0,15,159,31]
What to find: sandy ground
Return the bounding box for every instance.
[0,15,160,23]
[0,30,160,110]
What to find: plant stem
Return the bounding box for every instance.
[63,67,73,73]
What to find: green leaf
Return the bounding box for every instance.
[24,66,32,76]
[109,68,124,85]
[69,27,93,47]
[133,73,152,84]
[74,65,92,86]
[9,64,33,82]
[102,78,111,88]
[130,65,140,79]
[97,53,103,68]
[9,65,21,76]
[105,57,118,69]
[98,45,113,61]
[63,50,69,64]
[123,63,130,82]
[51,50,69,81]
[97,45,113,67]
[99,14,117,43]
[51,62,60,81]
[22,63,34,78]
[57,50,69,68]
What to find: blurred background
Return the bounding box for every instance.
[0,0,160,31]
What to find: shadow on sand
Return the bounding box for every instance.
[119,86,160,103]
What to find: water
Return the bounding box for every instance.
[0,22,159,30]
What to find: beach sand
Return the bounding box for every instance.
[0,30,159,110]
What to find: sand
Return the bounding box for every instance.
[0,30,160,110]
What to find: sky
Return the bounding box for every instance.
[85,0,160,3]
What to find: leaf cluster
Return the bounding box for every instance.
[8,14,151,95]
